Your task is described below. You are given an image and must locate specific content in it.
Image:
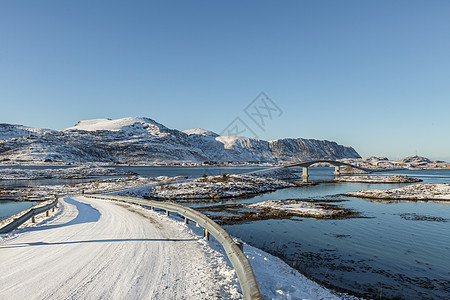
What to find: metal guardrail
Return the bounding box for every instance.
[85,194,262,300]
[0,198,59,234]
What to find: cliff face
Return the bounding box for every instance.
[0,117,360,164]
[268,138,361,162]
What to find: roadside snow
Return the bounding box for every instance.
[1,196,358,300]
[244,243,357,300]
[345,183,450,200]
[0,196,242,299]
[182,216,355,299]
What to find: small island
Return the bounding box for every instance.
[334,175,422,183]
[123,174,294,201]
[345,183,450,201]
[195,198,358,224]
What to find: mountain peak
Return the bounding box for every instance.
[64,117,160,131]
[62,117,173,137]
[182,128,219,137]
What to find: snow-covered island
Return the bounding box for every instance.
[121,174,294,200]
[195,198,357,224]
[0,176,156,201]
[345,183,450,201]
[249,199,350,218]
[334,175,422,183]
[0,165,134,180]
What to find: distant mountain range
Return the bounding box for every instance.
[0,117,361,164]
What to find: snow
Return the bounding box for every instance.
[121,174,294,200]
[0,165,133,180]
[216,136,254,149]
[1,117,361,164]
[0,123,53,140]
[62,117,171,138]
[0,196,356,300]
[334,175,421,183]
[340,156,447,170]
[64,117,157,132]
[345,183,450,201]
[249,200,341,218]
[244,244,357,300]
[1,176,156,201]
[182,128,219,137]
[0,196,242,299]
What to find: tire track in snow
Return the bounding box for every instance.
[0,196,242,299]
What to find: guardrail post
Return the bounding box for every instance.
[166,210,170,216]
[184,217,189,224]
[31,215,36,223]
[46,210,49,217]
[204,228,210,240]
[235,241,244,251]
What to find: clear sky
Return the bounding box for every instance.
[1,1,449,161]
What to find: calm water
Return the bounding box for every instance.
[0,200,38,220]
[215,168,450,300]
[1,165,449,299]
[111,165,265,178]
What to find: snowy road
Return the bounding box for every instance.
[0,196,240,299]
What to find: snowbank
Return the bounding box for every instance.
[173,205,356,299]
[243,243,358,300]
[345,183,450,201]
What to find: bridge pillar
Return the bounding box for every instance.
[302,167,309,182]
[333,166,340,176]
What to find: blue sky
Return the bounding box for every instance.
[1,1,449,161]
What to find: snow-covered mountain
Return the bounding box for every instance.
[0,117,360,164]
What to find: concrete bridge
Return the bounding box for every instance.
[282,160,370,182]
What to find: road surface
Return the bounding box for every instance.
[0,196,240,299]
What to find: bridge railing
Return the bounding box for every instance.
[84,194,262,300]
[0,198,59,234]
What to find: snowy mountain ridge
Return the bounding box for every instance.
[0,117,360,164]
